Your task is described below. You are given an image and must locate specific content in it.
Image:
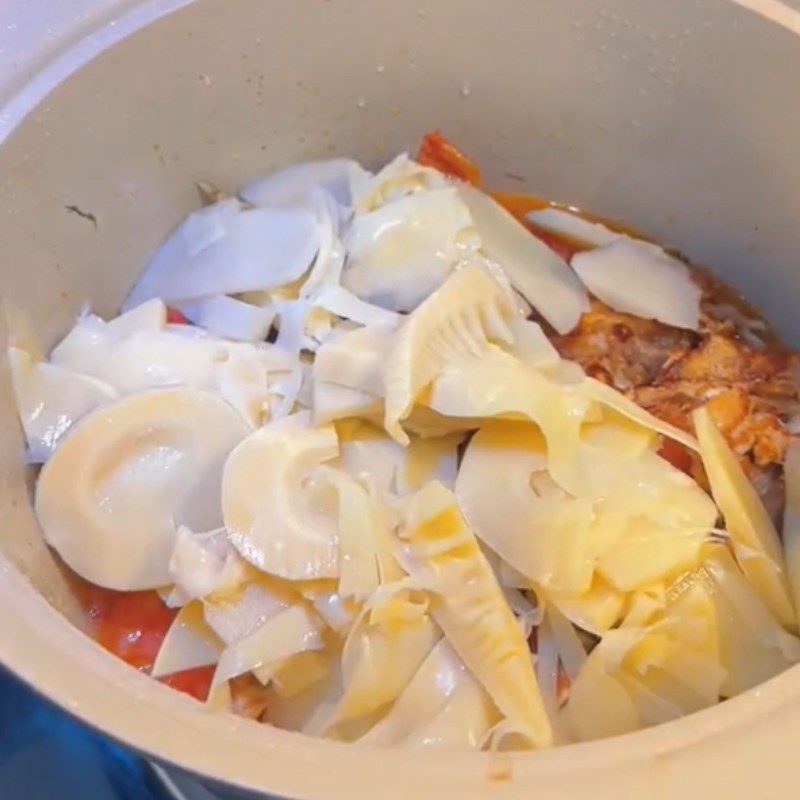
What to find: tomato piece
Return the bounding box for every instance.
[160,666,215,702]
[526,224,579,263]
[166,306,190,325]
[491,192,579,262]
[104,590,175,629]
[658,438,694,475]
[66,563,209,694]
[416,131,482,186]
[65,570,118,622]
[557,663,571,704]
[95,591,178,672]
[492,191,549,219]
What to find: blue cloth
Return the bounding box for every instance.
[0,666,166,800]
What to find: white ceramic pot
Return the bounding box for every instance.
[1,1,800,798]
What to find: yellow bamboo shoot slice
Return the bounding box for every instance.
[312,466,380,599]
[782,438,800,621]
[360,640,497,748]
[694,406,796,631]
[212,604,324,686]
[382,266,515,444]
[455,420,593,594]
[402,482,552,748]
[325,590,441,735]
[151,601,222,678]
[702,545,800,695]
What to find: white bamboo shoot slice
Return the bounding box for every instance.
[459,185,589,334]
[241,158,357,207]
[223,412,341,580]
[572,238,701,330]
[123,199,319,310]
[526,208,620,249]
[8,346,117,463]
[35,388,249,590]
[314,324,395,396]
[343,188,473,312]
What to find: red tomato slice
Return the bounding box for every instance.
[166,307,190,325]
[160,666,215,702]
[416,131,482,186]
[491,193,579,262]
[526,225,579,263]
[658,438,694,475]
[94,590,178,672]
[557,663,571,703]
[67,573,117,623]
[66,565,211,697]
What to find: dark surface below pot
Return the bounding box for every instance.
[0,666,181,800]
